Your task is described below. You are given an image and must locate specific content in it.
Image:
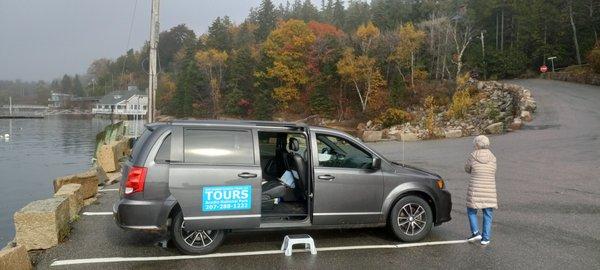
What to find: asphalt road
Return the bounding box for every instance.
[35,79,600,269]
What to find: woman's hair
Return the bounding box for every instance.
[473,135,490,149]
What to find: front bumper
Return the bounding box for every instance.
[113,198,163,231]
[435,189,452,226]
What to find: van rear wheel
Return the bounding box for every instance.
[389,195,433,242]
[170,211,225,254]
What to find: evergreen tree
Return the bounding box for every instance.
[332,0,346,29]
[256,0,277,41]
[60,75,72,94]
[73,75,84,97]
[171,55,206,117]
[207,17,234,52]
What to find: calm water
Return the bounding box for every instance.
[0,115,111,246]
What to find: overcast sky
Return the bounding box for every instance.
[0,0,322,81]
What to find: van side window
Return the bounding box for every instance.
[155,134,171,163]
[316,134,372,169]
[184,129,254,165]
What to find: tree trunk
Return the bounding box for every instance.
[501,3,504,51]
[569,1,582,65]
[410,51,415,89]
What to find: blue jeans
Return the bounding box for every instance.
[467,207,494,241]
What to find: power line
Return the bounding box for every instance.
[120,0,139,86]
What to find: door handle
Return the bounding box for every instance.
[318,175,335,181]
[238,172,258,179]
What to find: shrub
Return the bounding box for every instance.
[377,108,412,128]
[271,86,299,110]
[423,96,437,137]
[586,43,600,73]
[309,85,335,117]
[448,89,473,119]
[484,101,500,121]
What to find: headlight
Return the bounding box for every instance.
[436,179,445,189]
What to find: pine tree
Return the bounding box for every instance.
[332,0,345,29]
[73,75,84,97]
[256,0,277,41]
[60,75,72,94]
[207,17,234,52]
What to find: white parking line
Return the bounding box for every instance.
[82,212,113,216]
[50,239,470,267]
[98,188,118,192]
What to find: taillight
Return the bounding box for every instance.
[125,166,147,195]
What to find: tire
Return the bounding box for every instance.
[389,195,433,242]
[170,211,225,255]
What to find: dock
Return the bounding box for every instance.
[0,115,44,119]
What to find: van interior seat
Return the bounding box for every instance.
[286,137,307,199]
[261,137,308,202]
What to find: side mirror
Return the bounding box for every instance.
[372,157,382,170]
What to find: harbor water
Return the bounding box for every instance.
[0,115,132,246]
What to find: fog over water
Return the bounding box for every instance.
[0,0,320,81]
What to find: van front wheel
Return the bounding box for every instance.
[389,196,433,242]
[170,211,225,254]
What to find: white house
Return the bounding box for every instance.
[92,86,148,117]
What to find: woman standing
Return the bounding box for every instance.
[464,135,498,245]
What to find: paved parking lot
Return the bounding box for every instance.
[35,79,600,269]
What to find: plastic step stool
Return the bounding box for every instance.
[280,234,317,256]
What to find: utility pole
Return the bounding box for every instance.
[9,96,12,116]
[147,0,160,123]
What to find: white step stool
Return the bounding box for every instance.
[280,234,317,256]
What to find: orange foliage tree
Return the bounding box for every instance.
[260,19,316,111]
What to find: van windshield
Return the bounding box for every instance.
[129,128,152,162]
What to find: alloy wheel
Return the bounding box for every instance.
[181,221,217,248]
[397,203,426,236]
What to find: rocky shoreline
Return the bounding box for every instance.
[0,132,130,269]
[357,81,537,142]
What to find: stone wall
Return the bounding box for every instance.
[545,72,600,86]
[358,80,537,142]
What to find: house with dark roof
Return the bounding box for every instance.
[92,86,147,117]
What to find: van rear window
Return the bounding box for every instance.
[184,129,254,165]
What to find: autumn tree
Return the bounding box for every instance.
[157,73,176,114]
[337,48,387,113]
[356,21,380,54]
[261,19,316,110]
[390,22,426,89]
[450,18,474,80]
[196,49,228,117]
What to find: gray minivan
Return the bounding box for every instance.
[113,120,451,254]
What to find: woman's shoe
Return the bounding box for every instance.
[480,240,490,245]
[467,233,482,241]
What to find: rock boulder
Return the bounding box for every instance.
[485,122,504,134]
[53,169,98,199]
[444,129,462,139]
[53,183,83,221]
[520,110,533,122]
[362,130,383,142]
[14,197,70,251]
[0,244,32,270]
[400,132,420,141]
[510,118,523,130]
[97,139,129,173]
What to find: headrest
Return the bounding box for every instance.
[288,137,300,152]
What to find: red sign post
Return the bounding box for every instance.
[540,65,548,73]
